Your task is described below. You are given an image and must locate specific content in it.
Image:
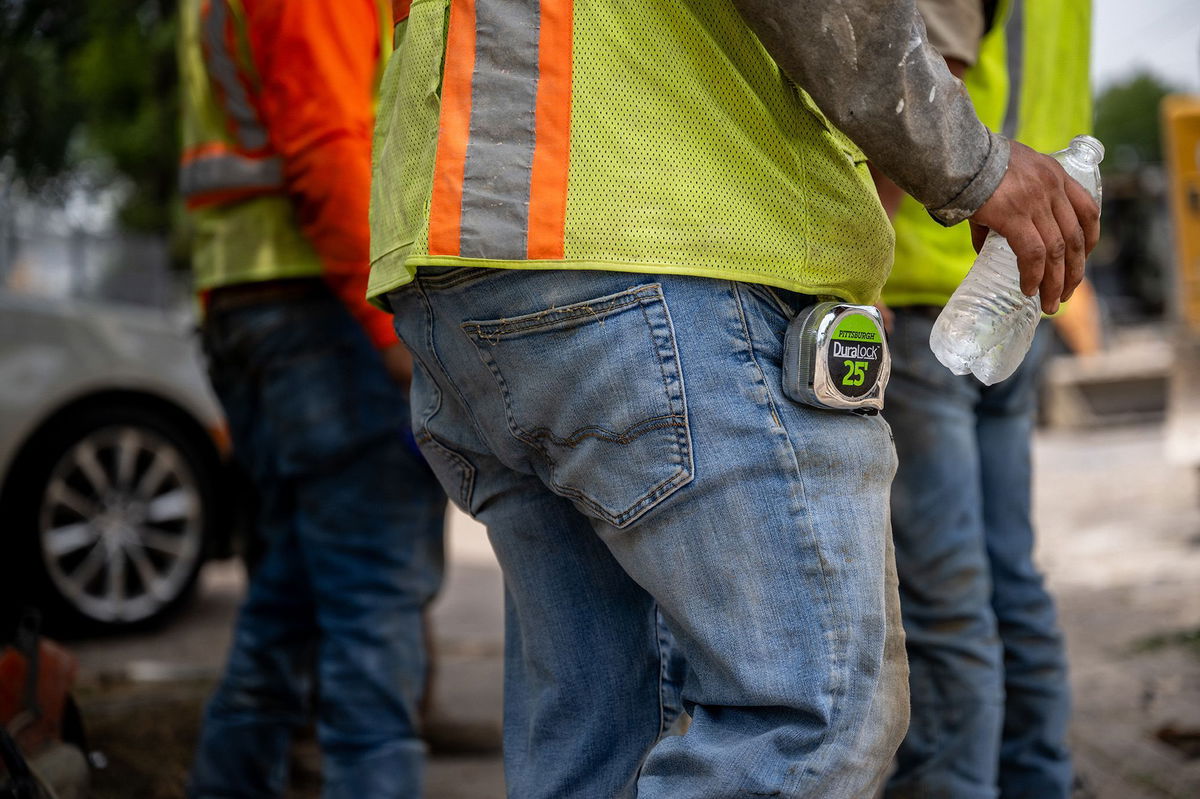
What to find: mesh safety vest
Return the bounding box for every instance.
[178,0,390,291]
[882,0,1093,308]
[368,0,895,305]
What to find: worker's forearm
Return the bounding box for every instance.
[731,0,1007,224]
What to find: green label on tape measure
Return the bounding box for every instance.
[830,313,883,343]
[827,312,883,398]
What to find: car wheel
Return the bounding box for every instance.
[13,404,216,632]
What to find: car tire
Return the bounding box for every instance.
[9,402,218,633]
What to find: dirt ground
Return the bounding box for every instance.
[64,422,1200,798]
[1035,426,1200,797]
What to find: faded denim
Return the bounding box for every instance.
[387,268,908,798]
[883,309,1071,799]
[189,290,446,799]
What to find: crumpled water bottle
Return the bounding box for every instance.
[929,135,1104,385]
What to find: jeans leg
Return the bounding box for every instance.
[656,607,688,734]
[483,479,665,799]
[191,317,314,799]
[978,328,1072,799]
[392,272,908,798]
[401,302,678,798]
[615,281,907,799]
[293,445,445,799]
[884,309,1004,799]
[192,295,446,799]
[190,533,316,799]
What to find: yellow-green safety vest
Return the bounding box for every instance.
[368,0,894,306]
[882,0,1093,308]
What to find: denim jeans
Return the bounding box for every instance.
[189,289,446,799]
[387,268,908,798]
[882,308,1071,799]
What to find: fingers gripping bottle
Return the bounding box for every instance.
[929,135,1104,385]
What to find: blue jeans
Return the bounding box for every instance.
[883,308,1071,799]
[189,289,446,799]
[387,268,908,798]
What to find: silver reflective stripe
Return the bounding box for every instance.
[203,0,269,151]
[1002,0,1024,139]
[459,0,541,259]
[180,153,284,198]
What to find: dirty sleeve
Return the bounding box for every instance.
[733,0,1008,225]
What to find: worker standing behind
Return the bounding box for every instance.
[178,1,446,797]
[878,1,1091,796]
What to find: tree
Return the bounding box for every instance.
[0,0,179,234]
[1093,71,1181,173]
[0,2,87,190]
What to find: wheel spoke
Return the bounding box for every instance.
[134,449,176,500]
[105,547,127,605]
[47,479,100,519]
[115,428,142,491]
[136,528,186,556]
[44,522,100,557]
[145,488,196,524]
[69,543,108,588]
[125,543,166,600]
[74,441,111,496]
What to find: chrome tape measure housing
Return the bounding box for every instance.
[782,302,891,414]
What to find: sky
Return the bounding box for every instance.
[1093,0,1200,91]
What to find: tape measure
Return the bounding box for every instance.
[782,302,891,414]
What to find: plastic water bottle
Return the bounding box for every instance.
[929,135,1104,384]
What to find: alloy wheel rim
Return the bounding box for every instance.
[38,425,204,623]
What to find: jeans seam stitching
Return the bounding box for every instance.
[655,604,668,738]
[731,283,850,795]
[412,278,481,508]
[638,287,693,489]
[462,287,654,339]
[515,416,687,448]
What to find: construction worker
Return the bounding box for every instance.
[177,1,445,796]
[369,1,1099,796]
[878,1,1091,796]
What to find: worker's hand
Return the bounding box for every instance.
[380,342,414,392]
[969,141,1100,314]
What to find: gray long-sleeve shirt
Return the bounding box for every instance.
[733,0,1009,225]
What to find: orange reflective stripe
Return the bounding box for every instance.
[526,0,573,260]
[182,141,236,163]
[393,0,412,23]
[427,0,476,256]
[183,186,272,210]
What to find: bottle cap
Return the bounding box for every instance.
[1070,135,1105,165]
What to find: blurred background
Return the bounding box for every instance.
[1,0,1199,797]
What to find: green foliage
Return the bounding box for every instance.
[0,0,179,233]
[1093,71,1181,173]
[0,2,87,191]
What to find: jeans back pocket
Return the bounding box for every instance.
[462,283,692,528]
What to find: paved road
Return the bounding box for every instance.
[71,423,1200,798]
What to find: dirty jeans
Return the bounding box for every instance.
[188,290,446,799]
[387,268,908,798]
[883,308,1071,799]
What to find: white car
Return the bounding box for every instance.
[0,290,233,631]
